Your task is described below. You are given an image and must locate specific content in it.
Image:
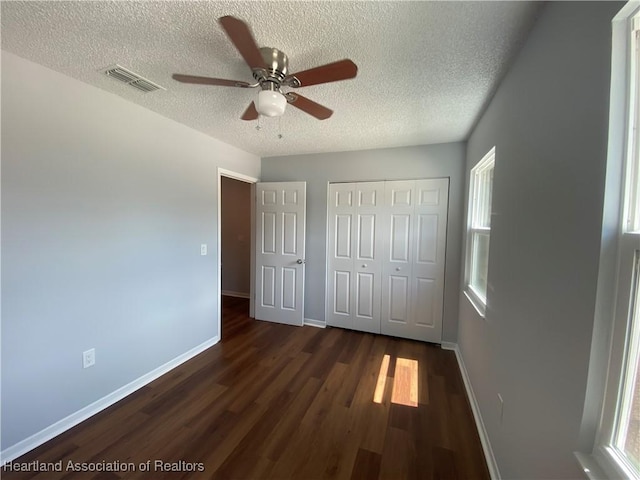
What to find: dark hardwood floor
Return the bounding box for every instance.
[2,296,490,480]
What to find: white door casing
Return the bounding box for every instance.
[255,182,306,326]
[217,168,258,334]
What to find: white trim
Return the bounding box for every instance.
[594,445,639,480]
[584,5,640,480]
[221,290,250,299]
[217,168,259,184]
[625,19,640,233]
[464,147,495,311]
[217,168,259,337]
[464,289,487,318]
[442,342,501,480]
[0,336,219,465]
[304,318,326,328]
[324,181,331,329]
[575,451,607,480]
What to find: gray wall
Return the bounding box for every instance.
[457,2,622,478]
[221,176,251,295]
[1,52,260,451]
[262,143,465,342]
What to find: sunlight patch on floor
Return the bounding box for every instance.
[373,355,418,407]
[373,354,390,404]
[391,358,418,407]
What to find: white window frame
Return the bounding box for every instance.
[624,14,640,236]
[587,4,640,479]
[465,146,495,317]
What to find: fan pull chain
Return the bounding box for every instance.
[256,115,262,131]
[278,116,283,139]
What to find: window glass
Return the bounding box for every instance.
[470,232,490,300]
[614,254,640,475]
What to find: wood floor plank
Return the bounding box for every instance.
[291,403,353,480]
[301,361,350,428]
[334,333,375,408]
[427,373,454,450]
[197,402,270,475]
[219,389,295,466]
[254,350,312,406]
[378,427,418,480]
[432,446,458,480]
[54,412,150,477]
[212,452,275,480]
[2,297,489,480]
[350,448,381,480]
[262,377,323,462]
[450,394,492,480]
[350,336,393,455]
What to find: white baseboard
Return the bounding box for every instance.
[304,318,326,328]
[221,290,250,299]
[441,343,501,479]
[1,336,220,465]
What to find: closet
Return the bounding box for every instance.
[327,178,449,343]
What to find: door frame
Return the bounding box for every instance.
[217,168,259,339]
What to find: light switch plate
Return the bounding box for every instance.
[200,244,207,256]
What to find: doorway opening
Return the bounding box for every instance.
[217,168,258,340]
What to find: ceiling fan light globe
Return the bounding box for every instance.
[257,90,287,117]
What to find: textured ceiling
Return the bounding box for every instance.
[1,1,542,157]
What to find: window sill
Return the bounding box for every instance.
[575,452,607,479]
[464,289,486,318]
[575,447,640,480]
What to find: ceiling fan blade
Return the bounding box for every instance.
[285,59,357,88]
[219,16,266,71]
[286,93,333,120]
[172,74,252,88]
[241,102,259,121]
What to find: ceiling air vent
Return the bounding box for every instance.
[102,64,165,93]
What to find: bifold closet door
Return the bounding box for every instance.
[327,178,448,343]
[381,178,449,342]
[326,182,384,333]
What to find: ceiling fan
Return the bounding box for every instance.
[172,16,358,121]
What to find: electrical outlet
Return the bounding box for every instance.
[83,348,95,369]
[497,393,504,423]
[200,244,207,256]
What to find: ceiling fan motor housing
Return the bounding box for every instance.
[254,47,288,86]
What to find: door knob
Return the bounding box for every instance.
[396,267,401,271]
[362,264,368,268]
[296,259,305,264]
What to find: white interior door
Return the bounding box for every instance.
[327,182,384,333]
[255,182,306,326]
[353,182,384,333]
[381,178,449,342]
[381,180,415,336]
[327,183,355,330]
